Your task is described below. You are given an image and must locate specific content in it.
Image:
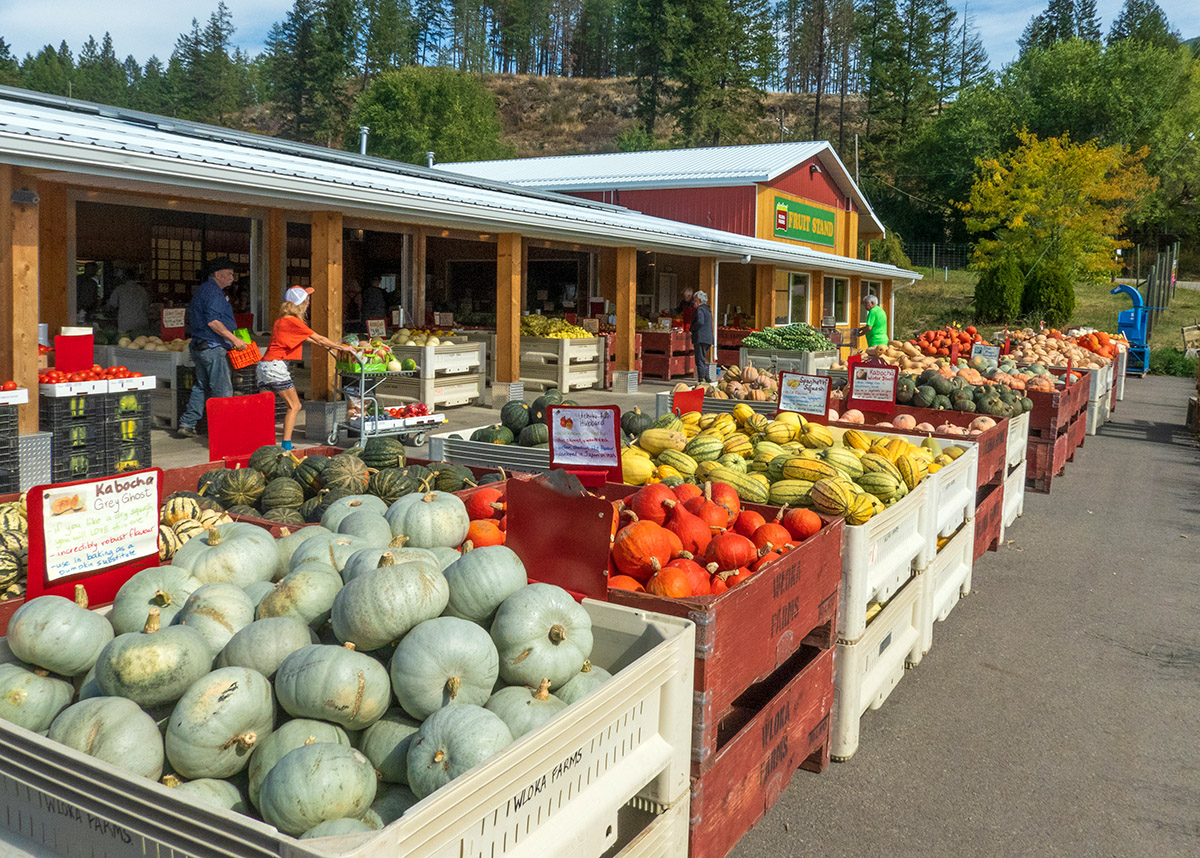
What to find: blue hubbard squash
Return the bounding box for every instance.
[94,608,213,708]
[358,708,421,785]
[6,585,113,677]
[330,555,448,651]
[406,704,513,798]
[490,584,593,690]
[485,678,567,737]
[48,696,164,780]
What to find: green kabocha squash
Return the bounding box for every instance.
[301,818,375,839]
[261,477,304,511]
[0,662,73,732]
[517,422,549,447]
[48,696,164,780]
[485,678,568,738]
[320,454,370,494]
[273,524,331,580]
[389,617,499,720]
[491,584,593,690]
[7,586,113,676]
[393,464,434,495]
[294,454,330,497]
[442,545,527,628]
[385,491,469,549]
[331,555,449,651]
[299,496,322,522]
[406,704,513,799]
[339,546,439,583]
[367,468,409,505]
[430,464,476,493]
[361,436,407,470]
[259,743,377,837]
[175,582,255,655]
[196,469,229,501]
[358,708,421,785]
[262,508,306,526]
[248,445,296,480]
[111,564,201,634]
[216,616,316,678]
[218,467,266,509]
[289,532,373,574]
[371,783,419,825]
[471,425,513,444]
[321,495,388,532]
[257,564,343,628]
[500,400,531,434]
[94,608,213,708]
[275,643,391,730]
[247,718,351,808]
[166,778,251,814]
[621,406,654,437]
[555,659,614,705]
[165,666,275,779]
[224,505,257,518]
[530,389,563,423]
[337,510,393,545]
[171,522,278,588]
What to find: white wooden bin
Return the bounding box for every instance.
[915,519,975,660]
[831,572,925,761]
[0,600,694,858]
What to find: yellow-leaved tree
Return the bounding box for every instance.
[962,130,1157,326]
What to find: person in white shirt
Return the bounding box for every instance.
[106,275,151,336]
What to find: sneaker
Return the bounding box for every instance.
[176,425,197,438]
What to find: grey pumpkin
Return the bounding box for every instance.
[171,522,279,588]
[288,532,373,574]
[330,556,448,651]
[555,659,614,705]
[442,544,528,628]
[384,491,470,549]
[165,666,275,779]
[340,546,440,583]
[485,678,568,738]
[300,818,375,839]
[337,510,393,545]
[271,524,332,581]
[110,565,201,634]
[216,616,317,679]
[48,696,164,780]
[93,608,214,708]
[490,584,593,690]
[6,585,114,677]
[0,662,74,732]
[274,643,391,730]
[174,582,255,655]
[389,616,499,720]
[247,717,351,809]
[258,742,377,837]
[406,704,513,799]
[164,777,251,814]
[256,564,343,627]
[357,708,421,785]
[371,782,419,824]
[321,495,388,532]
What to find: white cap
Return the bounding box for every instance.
[285,286,314,305]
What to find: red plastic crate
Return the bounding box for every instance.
[641,353,696,380]
[716,328,754,348]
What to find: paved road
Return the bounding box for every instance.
[730,375,1200,858]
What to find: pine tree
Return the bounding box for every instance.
[412,0,446,65]
[830,0,857,150]
[956,0,988,90]
[1107,0,1178,49]
[800,0,831,138]
[272,0,323,139]
[777,0,805,93]
[621,0,675,135]
[138,56,173,114]
[361,0,415,82]
[169,19,205,119]
[21,45,73,96]
[197,3,240,122]
[1075,0,1101,41]
[0,38,20,86]
[858,0,901,145]
[930,0,957,113]
[1019,0,1077,55]
[74,34,128,106]
[572,0,620,77]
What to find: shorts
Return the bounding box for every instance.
[256,359,295,393]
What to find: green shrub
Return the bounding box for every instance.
[1148,348,1199,377]
[1021,262,1076,327]
[864,232,913,270]
[974,254,1024,322]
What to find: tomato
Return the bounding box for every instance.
[0,381,16,391]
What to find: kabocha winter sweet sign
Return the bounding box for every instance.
[36,472,160,582]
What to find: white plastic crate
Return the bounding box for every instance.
[0,599,694,858]
[429,425,551,473]
[108,347,185,385]
[831,572,925,761]
[738,348,837,375]
[915,519,975,660]
[1002,459,1027,537]
[1006,411,1030,467]
[389,342,486,379]
[925,441,978,540]
[1084,397,1104,436]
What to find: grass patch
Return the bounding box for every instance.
[1148,348,1200,378]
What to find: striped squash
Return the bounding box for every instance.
[172,519,207,544]
[708,468,770,504]
[721,435,754,459]
[744,413,770,434]
[684,435,724,462]
[858,471,902,500]
[162,497,202,527]
[767,454,792,483]
[781,458,841,483]
[886,438,912,462]
[0,507,26,533]
[821,448,864,480]
[652,414,685,431]
[695,460,723,481]
[731,404,754,426]
[716,453,748,473]
[810,478,855,517]
[657,449,698,477]
[896,455,924,490]
[768,480,814,507]
[655,464,683,480]
[763,421,796,444]
[842,429,873,452]
[638,428,688,456]
[860,453,903,481]
[798,424,834,449]
[845,493,877,526]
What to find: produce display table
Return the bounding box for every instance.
[738,348,837,375]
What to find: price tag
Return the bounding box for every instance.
[366,318,388,338]
[391,309,401,326]
[25,469,163,606]
[777,372,831,417]
[971,342,1001,361]
[161,307,186,329]
[846,364,899,414]
[434,312,455,327]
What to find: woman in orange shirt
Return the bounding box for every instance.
[259,286,356,450]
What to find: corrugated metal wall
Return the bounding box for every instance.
[566,186,757,236]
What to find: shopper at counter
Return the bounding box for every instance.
[676,287,695,329]
[178,257,246,438]
[259,286,357,450]
[76,262,101,321]
[691,290,714,383]
[105,274,151,336]
[361,276,388,323]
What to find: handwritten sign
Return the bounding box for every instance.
[37,471,160,584]
[434,312,455,327]
[391,309,402,326]
[161,307,186,329]
[777,372,831,417]
[971,342,1001,361]
[846,365,899,414]
[366,318,388,338]
[546,406,620,469]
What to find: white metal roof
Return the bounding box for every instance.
[439,141,887,236]
[0,87,914,281]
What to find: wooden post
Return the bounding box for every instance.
[267,209,285,323]
[412,227,426,328]
[615,247,637,371]
[754,263,775,329]
[810,271,825,328]
[698,257,717,301]
[496,233,523,384]
[0,167,41,433]
[38,182,69,336]
[310,210,343,400]
[598,247,617,305]
[882,278,893,339]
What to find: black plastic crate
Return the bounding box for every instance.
[51,450,107,483]
[106,440,152,474]
[176,364,197,391]
[0,405,17,436]
[106,413,153,445]
[104,389,152,417]
[40,394,106,424]
[0,468,17,494]
[48,422,107,451]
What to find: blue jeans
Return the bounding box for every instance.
[180,344,232,430]
[694,342,711,382]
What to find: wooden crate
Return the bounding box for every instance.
[716,328,753,348]
[715,348,740,367]
[687,646,833,858]
[1025,414,1078,494]
[1026,373,1089,439]
[642,353,695,381]
[972,480,1004,561]
[600,485,843,776]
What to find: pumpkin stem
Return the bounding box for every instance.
[774,503,789,522]
[387,535,410,549]
[703,482,712,501]
[144,608,161,634]
[74,584,89,609]
[33,668,49,677]
[433,750,446,764]
[152,590,171,607]
[462,540,475,552]
[534,678,552,701]
[549,624,567,644]
[343,641,357,651]
[378,551,395,567]
[662,499,677,509]
[678,550,694,560]
[349,500,362,509]
[303,735,318,745]
[161,774,182,788]
[706,562,720,575]
[446,675,462,699]
[421,492,437,503]
[206,527,223,546]
[625,510,640,522]
[758,543,774,557]
[649,557,661,573]
[279,527,291,537]
[221,731,258,752]
[580,659,592,674]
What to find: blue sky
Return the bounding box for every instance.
[2,0,1198,73]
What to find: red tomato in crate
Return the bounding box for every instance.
[0,381,16,391]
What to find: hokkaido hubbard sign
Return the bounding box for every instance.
[774,197,837,247]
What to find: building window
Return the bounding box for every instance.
[774,271,811,326]
[863,280,882,301]
[823,276,849,325]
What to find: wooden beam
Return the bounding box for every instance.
[615,247,637,371]
[267,209,285,323]
[698,257,717,299]
[597,247,617,305]
[310,211,343,400]
[810,271,825,326]
[496,233,523,384]
[412,228,426,327]
[38,182,69,336]
[754,263,775,329]
[0,168,41,433]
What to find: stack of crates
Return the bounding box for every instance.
[104,389,153,474]
[0,406,18,493]
[178,363,286,428]
[40,392,108,482]
[233,366,288,419]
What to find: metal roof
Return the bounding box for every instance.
[0,87,915,282]
[439,141,887,235]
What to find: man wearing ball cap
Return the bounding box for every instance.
[258,286,356,450]
[178,257,246,437]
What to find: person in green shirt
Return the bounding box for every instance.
[858,293,889,347]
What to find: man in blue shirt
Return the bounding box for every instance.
[178,258,248,437]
